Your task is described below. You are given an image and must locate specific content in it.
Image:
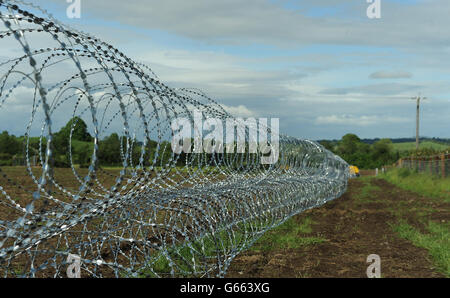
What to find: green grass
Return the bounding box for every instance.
[391,220,450,277]
[129,216,327,277]
[125,225,250,277]
[381,168,450,202]
[378,170,450,276]
[71,139,94,152]
[392,141,449,152]
[354,179,381,201]
[250,217,326,252]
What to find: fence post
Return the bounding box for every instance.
[442,154,446,179]
[429,156,433,175]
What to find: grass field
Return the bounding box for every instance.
[391,220,449,276]
[381,168,450,276]
[392,141,449,152]
[382,168,450,202]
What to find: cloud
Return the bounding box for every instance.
[315,114,409,126]
[369,71,413,79]
[46,0,450,49]
[135,48,305,102]
[320,83,422,96]
[221,104,256,118]
[2,1,449,140]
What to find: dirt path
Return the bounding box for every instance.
[226,178,448,278]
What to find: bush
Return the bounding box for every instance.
[79,163,90,168]
[0,153,12,166]
[334,134,397,169]
[398,168,411,178]
[0,153,12,160]
[53,156,70,168]
[0,160,12,166]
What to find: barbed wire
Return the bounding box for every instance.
[0,1,349,278]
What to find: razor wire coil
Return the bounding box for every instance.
[0,1,349,278]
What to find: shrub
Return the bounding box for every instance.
[0,159,12,166]
[398,168,411,178]
[0,153,12,166]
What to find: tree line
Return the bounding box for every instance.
[319,133,448,169]
[1,120,446,170]
[0,117,275,169]
[319,134,399,169]
[0,117,174,168]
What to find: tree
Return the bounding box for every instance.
[338,134,361,156]
[51,132,71,167]
[48,118,93,167]
[371,139,394,166]
[98,133,122,166]
[319,140,335,152]
[77,143,91,166]
[58,117,92,142]
[0,131,21,155]
[329,134,397,169]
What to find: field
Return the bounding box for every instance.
[383,168,450,201]
[392,141,449,152]
[227,174,449,278]
[0,166,448,278]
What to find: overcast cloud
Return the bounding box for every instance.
[1,0,449,140]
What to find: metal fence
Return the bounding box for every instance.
[397,154,450,178]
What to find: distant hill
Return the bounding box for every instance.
[392,141,449,152]
[316,137,450,153]
[317,137,450,145]
[360,137,450,145]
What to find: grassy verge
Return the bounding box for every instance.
[354,177,381,202]
[391,220,450,277]
[250,217,326,252]
[382,168,450,202]
[378,169,449,277]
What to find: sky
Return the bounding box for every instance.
[1,0,450,140]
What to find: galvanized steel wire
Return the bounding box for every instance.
[0,1,349,277]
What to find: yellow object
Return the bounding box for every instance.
[349,165,360,177]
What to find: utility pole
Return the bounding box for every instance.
[411,94,427,150]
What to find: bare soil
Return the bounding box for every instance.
[226,178,448,278]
